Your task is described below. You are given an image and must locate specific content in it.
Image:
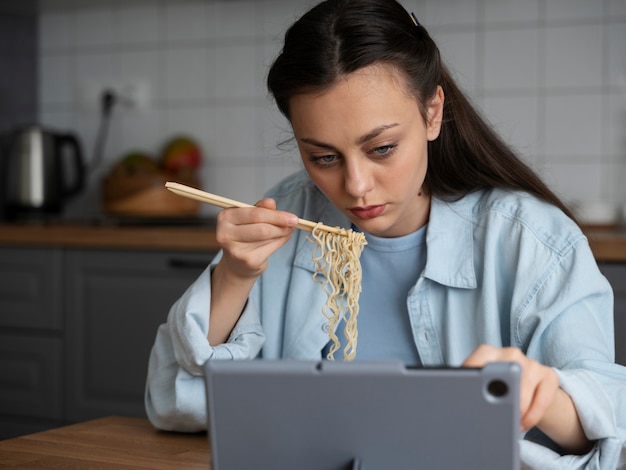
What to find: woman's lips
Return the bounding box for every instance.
[349,205,386,219]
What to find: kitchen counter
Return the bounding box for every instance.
[0,221,220,251]
[1,222,626,261]
[584,227,626,263]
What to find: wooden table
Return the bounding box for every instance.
[0,416,210,469]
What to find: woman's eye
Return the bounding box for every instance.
[311,154,338,166]
[372,144,397,156]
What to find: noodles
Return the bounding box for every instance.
[309,225,367,361]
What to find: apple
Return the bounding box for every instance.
[161,136,202,173]
[119,152,159,175]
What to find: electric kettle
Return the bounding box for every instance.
[2,125,86,218]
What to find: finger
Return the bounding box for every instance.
[255,198,276,210]
[245,199,299,229]
[520,368,559,431]
[255,199,299,228]
[461,344,498,367]
[217,205,297,238]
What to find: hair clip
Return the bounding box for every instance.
[410,12,420,26]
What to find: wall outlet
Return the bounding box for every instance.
[79,79,151,112]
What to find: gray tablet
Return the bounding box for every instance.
[203,360,520,470]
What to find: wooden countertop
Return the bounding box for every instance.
[0,222,220,252]
[1,222,626,262]
[584,228,626,263]
[0,416,209,469]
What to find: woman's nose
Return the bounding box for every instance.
[344,158,373,198]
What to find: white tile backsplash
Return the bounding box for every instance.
[75,51,116,89]
[39,54,73,106]
[422,0,478,27]
[164,1,209,43]
[610,163,626,204]
[39,11,73,51]
[482,0,540,24]
[39,109,74,133]
[118,49,161,99]
[482,94,540,160]
[163,46,210,102]
[210,104,261,162]
[545,0,604,21]
[213,1,261,41]
[214,43,262,100]
[207,161,263,205]
[605,92,626,161]
[544,93,604,160]
[608,0,626,17]
[545,24,604,89]
[539,161,605,205]
[608,21,626,89]
[261,158,304,193]
[73,5,116,49]
[115,2,160,46]
[256,103,293,160]
[36,0,626,213]
[484,28,539,90]
[432,30,478,93]
[261,0,308,40]
[117,111,163,157]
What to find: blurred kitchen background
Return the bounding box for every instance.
[1,0,625,222]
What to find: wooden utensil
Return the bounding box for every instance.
[165,181,348,236]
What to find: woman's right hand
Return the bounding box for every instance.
[208,198,298,345]
[215,198,299,279]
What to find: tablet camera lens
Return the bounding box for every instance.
[487,379,509,398]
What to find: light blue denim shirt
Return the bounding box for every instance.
[146,170,626,469]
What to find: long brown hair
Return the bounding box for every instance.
[267,0,575,220]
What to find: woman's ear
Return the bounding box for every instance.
[426,85,444,141]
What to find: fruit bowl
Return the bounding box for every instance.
[102,172,201,217]
[102,153,201,217]
[102,137,204,217]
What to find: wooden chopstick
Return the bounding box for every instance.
[165,182,348,236]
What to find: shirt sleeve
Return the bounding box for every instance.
[517,239,626,469]
[144,261,265,432]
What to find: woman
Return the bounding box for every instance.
[145,0,626,467]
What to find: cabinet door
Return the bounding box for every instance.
[65,249,213,422]
[0,247,63,329]
[0,334,63,421]
[599,263,626,366]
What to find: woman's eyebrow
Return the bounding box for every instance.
[299,137,336,149]
[299,123,400,149]
[356,123,399,144]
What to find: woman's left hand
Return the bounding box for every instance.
[462,344,559,432]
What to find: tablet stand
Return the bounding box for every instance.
[350,458,364,470]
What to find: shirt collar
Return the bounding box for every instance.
[424,195,477,289]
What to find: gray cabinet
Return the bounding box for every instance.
[599,263,626,366]
[64,249,211,422]
[0,335,63,420]
[0,247,63,329]
[0,247,64,439]
[0,246,213,439]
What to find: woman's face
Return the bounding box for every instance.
[289,64,444,238]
